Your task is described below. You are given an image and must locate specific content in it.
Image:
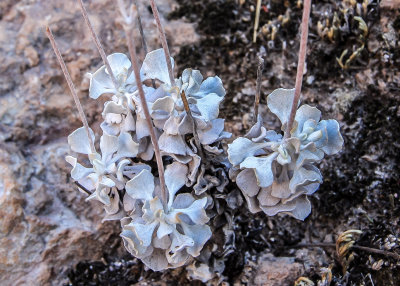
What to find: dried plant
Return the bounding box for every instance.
[46,0,344,278]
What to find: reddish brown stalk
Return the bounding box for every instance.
[253,56,264,123]
[133,0,148,55]
[125,27,168,208]
[149,0,205,160]
[132,0,156,88]
[293,243,400,260]
[77,0,119,89]
[46,26,95,154]
[149,0,175,86]
[284,0,312,138]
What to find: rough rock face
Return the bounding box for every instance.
[252,253,304,286]
[0,0,198,285]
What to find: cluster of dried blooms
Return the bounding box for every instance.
[47,0,342,278]
[228,88,343,220]
[66,48,230,270]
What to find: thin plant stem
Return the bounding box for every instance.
[133,0,148,54]
[293,243,400,260]
[75,181,92,195]
[46,26,95,154]
[77,0,119,89]
[284,0,312,139]
[253,0,262,43]
[149,0,204,160]
[253,56,264,123]
[132,0,156,88]
[148,0,174,86]
[125,26,168,209]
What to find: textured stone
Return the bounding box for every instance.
[252,253,304,286]
[0,0,199,285]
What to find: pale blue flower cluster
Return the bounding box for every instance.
[228,88,343,220]
[66,49,229,270]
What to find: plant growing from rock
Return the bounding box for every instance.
[228,0,343,220]
[46,0,343,279]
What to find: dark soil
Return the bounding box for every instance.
[66,0,400,285]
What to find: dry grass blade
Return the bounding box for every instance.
[125,24,168,209]
[149,0,175,86]
[253,0,262,43]
[45,26,95,154]
[253,56,264,123]
[284,0,312,138]
[77,0,119,89]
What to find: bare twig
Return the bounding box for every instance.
[293,243,400,260]
[284,0,312,138]
[133,0,148,54]
[75,181,92,195]
[77,0,119,89]
[132,0,156,88]
[125,25,168,209]
[46,26,95,154]
[149,0,205,160]
[352,245,400,260]
[253,56,264,123]
[149,0,174,86]
[253,0,262,43]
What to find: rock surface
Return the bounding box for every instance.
[252,253,304,286]
[0,0,198,285]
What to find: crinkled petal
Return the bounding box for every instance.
[294,105,321,135]
[267,88,296,126]
[228,137,272,166]
[125,169,155,201]
[258,187,280,206]
[281,195,312,220]
[121,110,136,132]
[89,66,115,99]
[172,193,196,209]
[65,155,94,181]
[243,195,262,213]
[260,199,297,217]
[316,119,344,155]
[152,96,175,114]
[169,230,194,254]
[198,118,225,145]
[289,166,322,193]
[108,53,132,78]
[116,132,139,159]
[100,133,118,162]
[165,162,188,208]
[130,221,158,247]
[157,221,174,239]
[159,133,188,156]
[120,229,153,258]
[178,68,203,95]
[194,76,225,98]
[181,222,212,257]
[104,188,120,215]
[141,48,175,84]
[67,127,95,155]
[168,197,209,225]
[142,248,169,271]
[135,116,151,140]
[240,153,278,188]
[236,169,259,197]
[153,234,171,249]
[102,101,126,117]
[195,93,223,122]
